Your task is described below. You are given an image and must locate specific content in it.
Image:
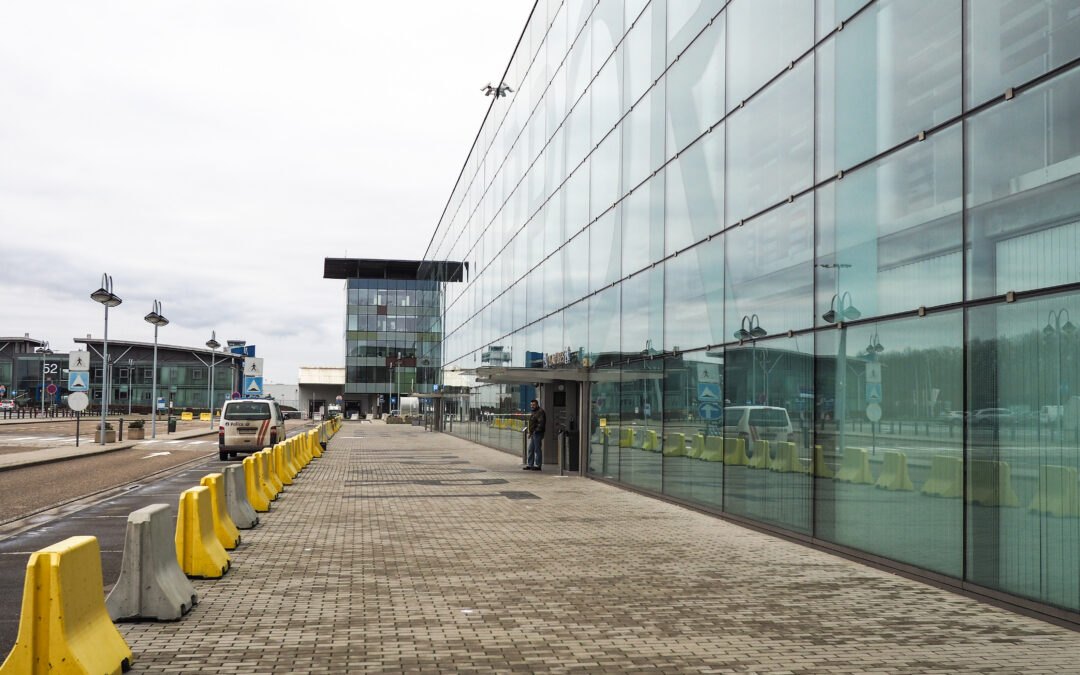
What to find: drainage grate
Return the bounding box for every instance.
[499,491,540,500]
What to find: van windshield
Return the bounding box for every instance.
[224,402,271,420]
[748,408,789,427]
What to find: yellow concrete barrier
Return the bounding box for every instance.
[619,428,635,448]
[263,449,284,495]
[286,438,302,475]
[662,432,687,457]
[256,451,280,500]
[494,418,504,429]
[920,455,963,498]
[300,432,313,464]
[813,445,834,478]
[700,435,724,462]
[875,451,914,491]
[770,442,808,473]
[310,429,323,458]
[200,474,241,550]
[724,437,748,465]
[1028,464,1080,517]
[199,412,211,421]
[273,445,293,486]
[835,447,874,484]
[181,411,193,421]
[747,440,770,469]
[175,487,231,578]
[242,456,270,512]
[968,460,1020,507]
[641,429,659,452]
[0,536,133,675]
[687,434,705,459]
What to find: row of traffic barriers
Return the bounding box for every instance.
[0,418,342,675]
[604,429,1080,516]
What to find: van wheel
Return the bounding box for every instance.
[219,451,228,461]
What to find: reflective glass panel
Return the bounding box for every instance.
[665,125,723,255]
[664,233,724,352]
[727,0,813,108]
[661,352,724,508]
[666,12,724,158]
[620,360,664,493]
[588,368,622,479]
[620,171,664,277]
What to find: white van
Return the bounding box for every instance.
[218,398,286,461]
[722,406,794,445]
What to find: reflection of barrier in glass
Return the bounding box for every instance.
[770,441,808,473]
[1028,465,1080,517]
[835,447,874,484]
[687,434,705,459]
[662,433,687,457]
[874,451,914,491]
[747,440,771,469]
[724,437,748,465]
[619,428,635,448]
[920,455,962,498]
[967,460,1020,507]
[700,436,724,462]
[813,445,834,478]
[641,429,659,452]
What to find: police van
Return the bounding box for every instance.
[218,398,286,461]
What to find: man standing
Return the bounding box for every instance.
[525,398,545,470]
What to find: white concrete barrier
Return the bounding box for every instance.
[105,504,198,621]
[224,464,259,529]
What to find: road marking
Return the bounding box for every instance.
[166,440,183,444]
[141,451,172,459]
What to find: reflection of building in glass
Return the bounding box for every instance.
[421,2,1080,625]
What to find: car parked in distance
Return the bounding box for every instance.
[972,408,1016,425]
[938,410,965,422]
[0,400,14,411]
[722,406,794,445]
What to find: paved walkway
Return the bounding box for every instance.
[117,423,1080,673]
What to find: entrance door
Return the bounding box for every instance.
[543,381,582,473]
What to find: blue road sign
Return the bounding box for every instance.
[245,376,263,395]
[698,382,721,401]
[866,383,882,403]
[157,397,166,410]
[68,372,89,392]
[698,401,723,420]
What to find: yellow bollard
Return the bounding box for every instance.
[0,536,133,675]
[200,473,241,549]
[921,455,963,498]
[175,487,231,578]
[724,437,748,465]
[875,451,914,491]
[662,433,687,457]
[835,447,874,484]
[813,445,834,478]
[747,440,770,469]
[257,450,280,500]
[242,456,270,512]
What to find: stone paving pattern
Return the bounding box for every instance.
[120,423,1080,673]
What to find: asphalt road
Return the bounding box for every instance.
[0,416,213,455]
[0,423,316,657]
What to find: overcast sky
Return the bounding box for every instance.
[1,1,530,382]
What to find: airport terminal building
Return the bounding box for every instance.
[419,1,1080,624]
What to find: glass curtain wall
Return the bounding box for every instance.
[425,0,1080,618]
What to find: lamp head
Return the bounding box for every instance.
[822,309,837,324]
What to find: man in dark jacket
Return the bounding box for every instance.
[525,398,545,470]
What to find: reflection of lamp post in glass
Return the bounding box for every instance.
[822,293,861,454]
[35,341,52,415]
[90,273,122,445]
[144,300,168,439]
[734,315,767,403]
[1044,310,1075,441]
[206,331,220,428]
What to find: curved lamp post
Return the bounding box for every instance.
[35,341,52,415]
[144,301,169,438]
[206,331,220,428]
[822,292,861,456]
[734,315,767,404]
[90,274,122,444]
[1045,310,1075,439]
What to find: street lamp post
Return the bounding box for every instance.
[1045,310,1075,442]
[734,314,768,404]
[90,274,122,444]
[822,292,861,456]
[206,331,220,429]
[36,342,52,416]
[144,301,169,439]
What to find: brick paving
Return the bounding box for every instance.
[120,422,1080,673]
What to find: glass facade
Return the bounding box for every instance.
[424,0,1080,620]
[344,278,442,409]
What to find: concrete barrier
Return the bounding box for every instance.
[920,455,963,498]
[875,451,914,491]
[641,429,659,452]
[700,435,723,462]
[1,536,134,674]
[835,447,874,484]
[242,456,271,512]
[260,449,283,496]
[200,474,241,549]
[224,464,260,528]
[181,411,193,421]
[1028,464,1080,517]
[310,429,324,458]
[770,442,808,473]
[619,428,635,448]
[724,437,748,466]
[662,432,687,457]
[813,445,834,478]
[968,459,1020,507]
[286,437,302,475]
[747,440,771,469]
[105,504,198,621]
[687,434,705,460]
[175,486,231,578]
[273,445,294,486]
